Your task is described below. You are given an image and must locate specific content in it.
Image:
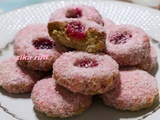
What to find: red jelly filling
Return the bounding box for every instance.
[109,32,132,44]
[66,21,86,40]
[66,8,82,18]
[32,38,55,49]
[75,60,98,68]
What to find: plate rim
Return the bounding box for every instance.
[0,0,160,18]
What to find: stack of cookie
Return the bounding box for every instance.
[0,5,159,118]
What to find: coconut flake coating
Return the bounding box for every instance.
[104,25,150,66]
[0,57,49,93]
[136,47,157,71]
[14,23,68,71]
[100,68,159,111]
[31,78,92,118]
[48,19,106,53]
[53,51,120,95]
[49,5,104,26]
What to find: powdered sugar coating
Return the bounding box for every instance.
[14,23,68,71]
[49,5,104,26]
[53,51,120,95]
[104,25,150,66]
[31,78,92,118]
[0,57,48,93]
[100,68,159,111]
[136,47,157,71]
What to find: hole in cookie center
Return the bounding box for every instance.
[75,60,98,68]
[66,21,86,40]
[66,8,82,18]
[109,31,132,44]
[32,38,55,49]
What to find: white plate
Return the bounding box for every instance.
[0,0,160,120]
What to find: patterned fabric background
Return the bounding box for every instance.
[0,0,54,13]
[0,0,160,14]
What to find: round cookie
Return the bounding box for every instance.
[14,23,68,71]
[31,78,92,118]
[136,47,157,71]
[0,57,49,93]
[104,25,150,66]
[49,5,104,26]
[100,68,159,111]
[53,51,120,95]
[48,19,106,53]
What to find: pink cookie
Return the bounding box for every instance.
[49,5,104,26]
[48,19,106,53]
[53,51,120,95]
[31,78,92,118]
[14,23,68,71]
[0,57,49,93]
[100,68,159,111]
[136,47,157,71]
[104,25,150,66]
